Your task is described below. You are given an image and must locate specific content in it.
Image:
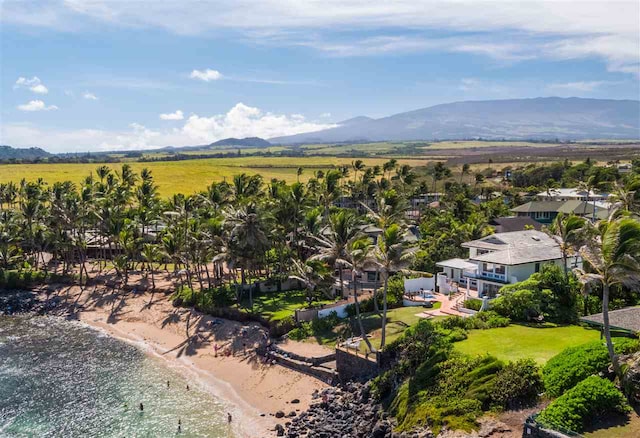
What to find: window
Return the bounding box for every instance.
[495,264,505,275]
[367,272,378,282]
[535,263,540,273]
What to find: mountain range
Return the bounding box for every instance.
[270,97,640,144]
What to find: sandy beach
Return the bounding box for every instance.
[36,282,330,437]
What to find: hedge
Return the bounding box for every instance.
[542,338,639,397]
[537,375,629,432]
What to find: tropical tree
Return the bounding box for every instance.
[289,259,331,306]
[371,223,415,348]
[546,213,587,280]
[575,217,640,376]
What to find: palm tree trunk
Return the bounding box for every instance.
[602,283,620,376]
[380,273,390,349]
[352,271,374,352]
[372,268,380,313]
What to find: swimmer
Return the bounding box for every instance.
[227,412,232,424]
[139,402,144,412]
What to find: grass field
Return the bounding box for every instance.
[240,289,337,322]
[421,141,563,150]
[454,324,601,364]
[0,156,431,196]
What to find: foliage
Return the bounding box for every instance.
[542,338,640,397]
[0,269,73,289]
[537,376,629,433]
[288,312,342,341]
[436,311,510,331]
[462,298,483,311]
[492,264,581,323]
[492,359,542,409]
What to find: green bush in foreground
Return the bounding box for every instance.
[463,298,482,311]
[492,359,542,410]
[542,338,639,397]
[537,376,629,432]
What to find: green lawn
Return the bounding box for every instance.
[304,303,442,350]
[241,289,337,322]
[454,324,601,364]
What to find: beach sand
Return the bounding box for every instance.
[37,283,330,437]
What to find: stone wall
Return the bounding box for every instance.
[335,347,379,382]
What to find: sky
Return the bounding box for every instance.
[1,0,639,153]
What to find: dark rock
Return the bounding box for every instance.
[288,411,297,417]
[275,411,285,418]
[275,423,285,436]
[291,398,300,404]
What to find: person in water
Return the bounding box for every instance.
[167,380,170,389]
[139,402,144,412]
[178,419,181,433]
[186,384,190,391]
[227,412,232,424]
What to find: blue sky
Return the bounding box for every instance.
[1,0,639,152]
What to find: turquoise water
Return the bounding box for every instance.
[0,315,235,437]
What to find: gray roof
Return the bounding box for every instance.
[581,307,640,333]
[436,258,478,270]
[490,216,542,233]
[465,230,562,265]
[472,245,562,265]
[511,200,608,218]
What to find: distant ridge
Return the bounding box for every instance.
[0,145,51,160]
[270,97,640,144]
[209,137,271,147]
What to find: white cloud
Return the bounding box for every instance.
[182,103,335,141]
[17,100,59,112]
[14,76,49,94]
[190,69,223,81]
[83,91,98,100]
[548,80,619,92]
[320,112,331,118]
[2,103,335,152]
[159,110,184,120]
[5,1,636,75]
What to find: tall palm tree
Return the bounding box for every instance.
[576,217,640,376]
[371,223,415,348]
[345,236,375,353]
[142,243,160,289]
[289,259,331,306]
[546,213,587,280]
[460,163,470,184]
[311,210,360,298]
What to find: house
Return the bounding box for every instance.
[536,188,608,202]
[436,230,577,298]
[489,216,542,233]
[510,200,609,224]
[617,163,633,174]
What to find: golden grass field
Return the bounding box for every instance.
[0,156,433,196]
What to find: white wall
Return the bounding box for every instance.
[318,303,350,319]
[405,277,435,292]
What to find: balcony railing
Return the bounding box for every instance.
[478,271,507,282]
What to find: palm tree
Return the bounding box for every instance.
[345,236,375,353]
[576,217,640,376]
[371,223,415,348]
[311,210,360,298]
[142,243,160,289]
[289,259,330,306]
[546,213,587,280]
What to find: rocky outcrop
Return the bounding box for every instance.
[285,381,433,438]
[0,290,60,315]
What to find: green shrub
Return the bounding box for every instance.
[463,298,483,311]
[435,311,509,332]
[288,322,313,340]
[543,338,639,397]
[492,359,542,409]
[537,376,629,432]
[492,265,580,323]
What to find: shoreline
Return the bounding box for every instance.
[25,284,330,437]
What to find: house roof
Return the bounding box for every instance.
[581,307,640,333]
[490,216,542,233]
[536,188,607,199]
[464,230,562,265]
[472,245,563,265]
[511,200,608,218]
[436,258,478,271]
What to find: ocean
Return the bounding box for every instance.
[0,314,235,437]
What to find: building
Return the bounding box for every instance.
[436,230,576,298]
[536,188,608,202]
[511,200,609,224]
[489,216,542,233]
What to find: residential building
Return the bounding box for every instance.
[511,200,609,224]
[536,188,607,202]
[436,230,577,298]
[489,216,542,233]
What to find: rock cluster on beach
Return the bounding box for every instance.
[0,291,59,315]
[283,381,433,438]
